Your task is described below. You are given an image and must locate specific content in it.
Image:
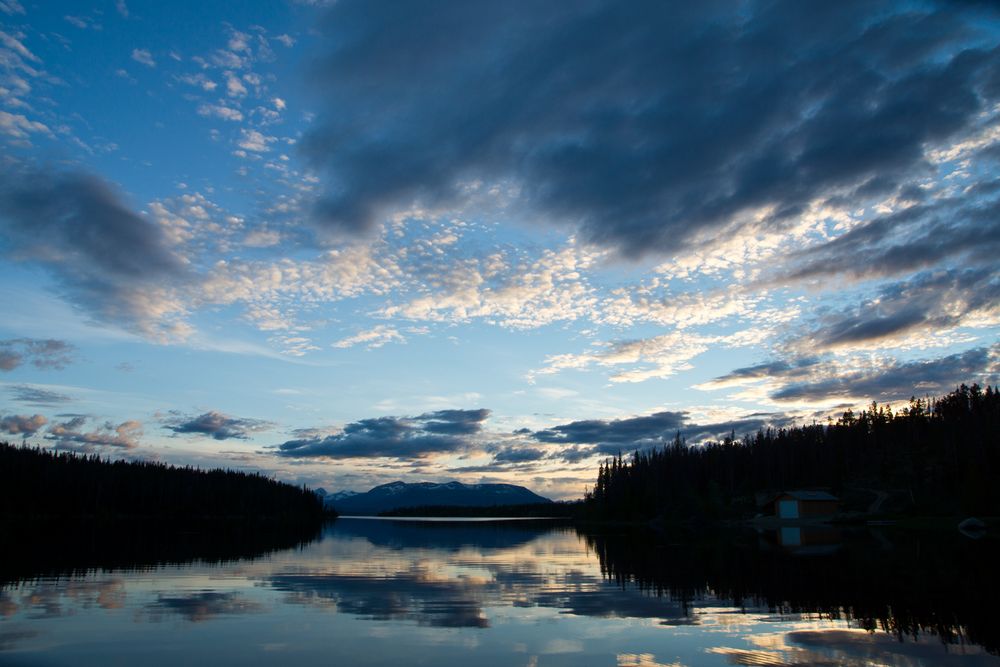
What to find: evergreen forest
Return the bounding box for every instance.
[0,442,325,521]
[585,384,1000,521]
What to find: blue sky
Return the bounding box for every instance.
[1,0,998,499]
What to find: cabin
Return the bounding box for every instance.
[759,490,839,520]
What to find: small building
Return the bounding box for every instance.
[759,490,839,520]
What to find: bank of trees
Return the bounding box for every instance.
[0,443,325,521]
[585,384,1000,520]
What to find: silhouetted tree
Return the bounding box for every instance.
[584,384,1000,520]
[0,443,326,521]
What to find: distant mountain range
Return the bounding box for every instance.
[323,481,551,516]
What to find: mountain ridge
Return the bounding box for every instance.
[325,480,552,515]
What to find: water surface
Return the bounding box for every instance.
[1,518,997,666]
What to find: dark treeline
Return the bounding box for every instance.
[582,526,1000,654]
[586,384,1000,520]
[379,502,579,518]
[0,520,323,586]
[0,442,326,521]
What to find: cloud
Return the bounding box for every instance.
[299,1,1000,255]
[0,1,25,16]
[225,72,247,97]
[199,243,404,335]
[380,243,601,330]
[0,167,190,339]
[197,103,243,121]
[0,413,46,437]
[0,110,52,139]
[0,29,41,114]
[0,339,75,371]
[487,445,547,464]
[696,358,822,391]
[178,73,217,92]
[164,410,273,441]
[770,345,999,404]
[45,416,143,450]
[227,31,251,54]
[237,129,275,152]
[64,15,102,31]
[115,0,128,18]
[534,412,686,448]
[529,409,798,454]
[130,48,155,67]
[772,269,998,356]
[7,385,73,406]
[276,408,490,459]
[780,184,1000,285]
[332,325,404,349]
[678,414,797,445]
[532,328,764,384]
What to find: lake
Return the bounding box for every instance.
[1,518,998,666]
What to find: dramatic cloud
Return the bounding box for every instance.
[701,343,999,406]
[679,414,797,445]
[276,408,490,459]
[781,182,1000,285]
[0,168,190,338]
[771,345,999,404]
[486,445,547,464]
[7,385,73,406]
[45,415,143,450]
[0,339,75,371]
[697,358,822,391]
[301,1,1000,256]
[531,410,796,455]
[796,269,999,352]
[164,410,272,441]
[0,413,46,437]
[534,412,686,447]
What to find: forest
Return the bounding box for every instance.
[584,383,1000,521]
[0,443,326,521]
[582,525,1000,654]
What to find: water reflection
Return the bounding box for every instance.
[584,526,1000,654]
[0,518,997,666]
[144,591,263,623]
[0,519,322,584]
[709,629,999,667]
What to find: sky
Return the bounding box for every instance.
[0,0,998,500]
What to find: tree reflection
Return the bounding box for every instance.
[580,526,1000,654]
[0,519,323,585]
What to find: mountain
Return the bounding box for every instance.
[327,481,552,516]
[322,489,359,509]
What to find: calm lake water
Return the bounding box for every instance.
[1,518,998,666]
